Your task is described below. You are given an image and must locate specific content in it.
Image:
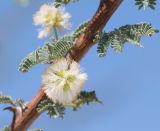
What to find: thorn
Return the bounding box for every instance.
[4,106,17,130]
[3,106,16,112]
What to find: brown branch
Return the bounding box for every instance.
[12,0,123,130]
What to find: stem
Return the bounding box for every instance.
[11,0,123,130]
[54,27,58,40]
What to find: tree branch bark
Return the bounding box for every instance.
[12,0,123,130]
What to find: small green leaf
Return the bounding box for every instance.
[97,23,159,57]
[135,0,157,10]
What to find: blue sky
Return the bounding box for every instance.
[0,0,160,131]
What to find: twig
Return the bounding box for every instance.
[12,0,123,130]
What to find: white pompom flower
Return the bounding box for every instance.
[33,3,71,39]
[42,58,88,105]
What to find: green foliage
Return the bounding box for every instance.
[14,98,26,108]
[37,99,65,118]
[72,91,101,110]
[16,0,29,7]
[0,92,15,106]
[0,92,26,109]
[135,0,156,10]
[54,0,79,7]
[0,126,10,131]
[19,36,74,72]
[19,22,88,73]
[29,129,43,131]
[72,21,88,41]
[97,23,159,57]
[37,91,100,118]
[0,126,44,131]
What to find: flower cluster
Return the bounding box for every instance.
[33,3,71,39]
[42,58,88,105]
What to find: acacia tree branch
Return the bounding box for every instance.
[12,0,123,130]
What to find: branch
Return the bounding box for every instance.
[66,0,123,62]
[12,0,123,130]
